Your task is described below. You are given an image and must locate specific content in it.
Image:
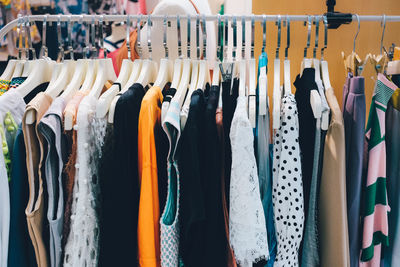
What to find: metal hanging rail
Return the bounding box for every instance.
[1,14,400,42]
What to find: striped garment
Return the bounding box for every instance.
[360,74,397,266]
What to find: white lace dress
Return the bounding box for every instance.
[272,93,304,267]
[63,95,107,267]
[229,95,269,267]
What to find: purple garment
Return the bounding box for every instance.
[342,76,366,267]
[342,72,353,114]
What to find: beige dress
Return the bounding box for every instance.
[23,92,53,267]
[319,87,350,267]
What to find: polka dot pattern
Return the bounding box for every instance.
[272,94,304,267]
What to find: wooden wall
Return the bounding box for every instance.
[252,0,400,113]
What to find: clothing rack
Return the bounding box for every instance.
[1,14,400,42]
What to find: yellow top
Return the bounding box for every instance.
[137,86,163,267]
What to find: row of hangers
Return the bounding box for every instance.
[1,14,359,133]
[343,14,390,76]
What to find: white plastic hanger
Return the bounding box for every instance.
[235,17,247,98]
[321,16,332,90]
[272,16,282,130]
[153,15,173,89]
[300,16,312,76]
[182,16,201,125]
[88,16,117,99]
[46,16,76,99]
[180,17,200,130]
[61,16,90,103]
[248,16,257,128]
[135,15,157,88]
[1,60,16,80]
[174,15,193,109]
[96,15,134,118]
[212,15,222,87]
[17,17,52,100]
[9,17,27,80]
[64,17,97,130]
[22,17,53,124]
[196,15,211,91]
[80,16,99,95]
[283,16,291,96]
[108,16,143,123]
[307,16,322,121]
[258,16,268,116]
[312,16,329,130]
[219,17,234,93]
[170,15,183,90]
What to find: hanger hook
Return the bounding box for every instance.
[147,15,152,60]
[251,15,255,59]
[202,14,207,60]
[187,15,191,58]
[126,15,131,60]
[99,15,106,59]
[163,15,168,59]
[380,14,386,55]
[90,16,96,58]
[284,15,290,59]
[262,15,266,53]
[304,15,312,58]
[136,15,142,58]
[275,15,281,59]
[57,15,64,62]
[353,14,360,52]
[196,15,200,59]
[39,15,48,59]
[67,15,74,60]
[16,16,22,60]
[25,16,36,60]
[232,16,237,60]
[223,16,229,60]
[177,15,182,58]
[321,15,328,60]
[313,16,320,58]
[83,16,90,59]
[217,14,221,60]
[241,16,245,60]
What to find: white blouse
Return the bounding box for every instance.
[229,96,269,267]
[63,95,107,267]
[272,93,304,267]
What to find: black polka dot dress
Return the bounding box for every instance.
[272,94,304,267]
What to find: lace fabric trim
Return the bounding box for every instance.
[229,96,269,267]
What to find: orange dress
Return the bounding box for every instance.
[137,86,163,267]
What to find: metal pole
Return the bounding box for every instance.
[1,14,400,45]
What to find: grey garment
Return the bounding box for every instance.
[342,73,353,114]
[37,97,66,267]
[256,113,277,265]
[301,118,321,267]
[385,89,400,267]
[343,76,365,267]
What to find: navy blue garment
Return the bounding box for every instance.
[8,126,37,267]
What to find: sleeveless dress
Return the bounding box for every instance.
[160,99,182,267]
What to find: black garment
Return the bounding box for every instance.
[204,85,229,266]
[294,68,318,218]
[222,78,239,208]
[8,127,37,267]
[98,83,145,267]
[179,89,207,267]
[392,74,400,88]
[162,87,177,104]
[24,82,49,104]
